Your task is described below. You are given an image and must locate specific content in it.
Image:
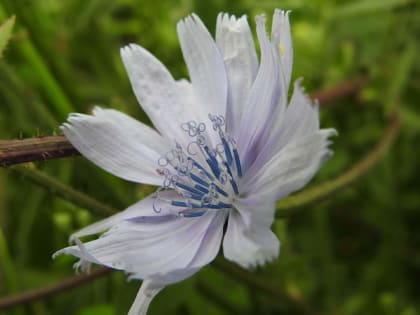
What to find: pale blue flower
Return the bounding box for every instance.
[55,9,336,315]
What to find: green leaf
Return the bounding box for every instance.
[0,15,15,57]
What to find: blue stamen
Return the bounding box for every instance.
[204,145,220,178]
[213,184,228,197]
[180,210,206,217]
[218,202,233,208]
[230,179,239,195]
[190,173,210,187]
[171,200,188,207]
[189,158,215,181]
[158,115,243,219]
[233,148,243,177]
[194,184,209,194]
[206,202,232,209]
[175,182,203,195]
[188,194,205,201]
[222,137,233,166]
[223,161,233,178]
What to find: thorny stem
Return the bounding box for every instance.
[0,78,364,167]
[276,112,400,216]
[0,135,79,167]
[0,268,111,310]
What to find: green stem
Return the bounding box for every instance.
[9,165,117,216]
[276,113,400,217]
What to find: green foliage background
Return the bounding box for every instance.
[0,0,419,314]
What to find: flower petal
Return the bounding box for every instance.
[177,14,227,117]
[61,107,168,186]
[243,128,337,202]
[215,13,258,138]
[55,192,227,280]
[120,44,204,142]
[67,191,177,242]
[271,9,293,91]
[251,78,321,170]
[223,203,279,269]
[236,14,281,171]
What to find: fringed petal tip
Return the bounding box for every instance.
[176,12,202,30]
[52,238,95,274]
[293,77,316,106]
[120,43,141,58]
[323,128,339,138]
[243,246,279,270]
[60,106,104,130]
[255,13,266,24]
[217,12,248,30]
[274,8,292,19]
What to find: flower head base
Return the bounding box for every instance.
[55,9,336,315]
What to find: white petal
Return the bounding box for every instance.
[215,13,258,138]
[177,14,227,117]
[243,129,337,202]
[251,78,320,169]
[67,192,177,241]
[61,107,168,186]
[236,15,281,171]
[55,193,227,280]
[120,44,204,143]
[271,9,293,91]
[223,205,279,269]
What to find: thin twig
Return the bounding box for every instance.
[312,76,367,107]
[276,112,400,216]
[0,268,112,310]
[0,78,365,167]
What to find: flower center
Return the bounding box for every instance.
[155,114,242,218]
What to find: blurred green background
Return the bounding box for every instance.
[0,0,419,314]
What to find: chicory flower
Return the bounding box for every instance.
[54,9,336,315]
